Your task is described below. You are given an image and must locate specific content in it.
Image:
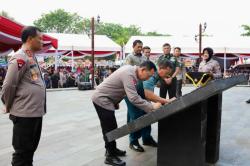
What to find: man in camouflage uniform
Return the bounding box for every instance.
[157,43,180,99]
[173,47,186,97]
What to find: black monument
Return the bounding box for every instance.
[106,75,247,166]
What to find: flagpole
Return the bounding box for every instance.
[224,47,227,76]
[71,46,74,72]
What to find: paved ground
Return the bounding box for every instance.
[0,86,250,166]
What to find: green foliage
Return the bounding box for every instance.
[34,9,170,46]
[34,9,84,33]
[241,24,250,36]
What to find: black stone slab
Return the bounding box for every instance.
[157,101,207,166]
[106,75,247,142]
[157,93,223,166]
[206,93,223,163]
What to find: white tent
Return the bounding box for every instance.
[37,33,121,70]
[125,35,250,55]
[45,33,121,52]
[202,36,250,54]
[125,36,199,55]
[46,33,90,51]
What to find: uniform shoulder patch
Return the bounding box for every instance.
[17,59,26,70]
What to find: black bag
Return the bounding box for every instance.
[78,82,92,90]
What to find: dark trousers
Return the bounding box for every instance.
[125,81,152,144]
[159,78,177,99]
[93,103,117,154]
[125,98,151,143]
[9,115,43,166]
[176,79,183,98]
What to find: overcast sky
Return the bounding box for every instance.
[0,0,249,37]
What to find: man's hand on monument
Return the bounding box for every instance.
[163,97,177,105]
[152,102,162,111]
[162,99,169,104]
[169,97,177,103]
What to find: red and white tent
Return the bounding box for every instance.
[0,16,58,54]
[40,33,121,59]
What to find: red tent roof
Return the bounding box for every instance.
[0,16,58,52]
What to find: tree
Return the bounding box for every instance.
[0,11,15,21]
[81,19,142,45]
[34,9,84,33]
[241,24,250,36]
[97,23,142,46]
[82,20,170,45]
[34,9,170,46]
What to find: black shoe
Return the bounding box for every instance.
[129,142,145,152]
[105,155,126,166]
[105,148,126,157]
[143,138,158,147]
[246,99,250,104]
[114,148,126,156]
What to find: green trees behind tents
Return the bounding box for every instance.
[241,25,250,36]
[34,9,84,34]
[33,9,169,46]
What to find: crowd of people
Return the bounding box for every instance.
[38,65,119,89]
[41,67,90,89]
[1,53,250,90]
[0,63,121,90]
[225,68,250,84]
